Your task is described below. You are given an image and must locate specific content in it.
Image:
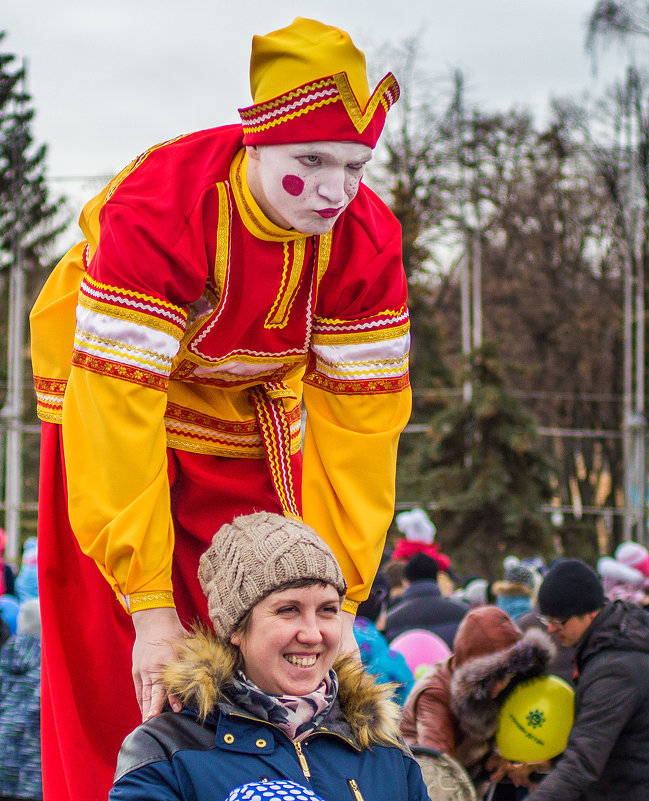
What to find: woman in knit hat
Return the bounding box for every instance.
[30,17,409,801]
[110,513,429,801]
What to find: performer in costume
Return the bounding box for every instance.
[30,18,410,801]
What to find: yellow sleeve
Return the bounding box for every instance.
[301,384,412,609]
[61,368,176,613]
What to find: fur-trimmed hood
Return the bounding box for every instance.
[450,627,556,745]
[162,628,404,751]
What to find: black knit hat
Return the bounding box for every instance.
[405,552,439,583]
[538,558,605,617]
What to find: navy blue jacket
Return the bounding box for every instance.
[110,632,430,801]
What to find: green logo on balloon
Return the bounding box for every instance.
[526,709,545,729]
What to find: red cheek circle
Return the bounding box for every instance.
[282,174,305,197]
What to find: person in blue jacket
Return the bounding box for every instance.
[14,538,38,605]
[354,572,413,704]
[0,598,42,801]
[110,513,429,801]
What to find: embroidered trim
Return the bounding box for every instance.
[80,276,187,334]
[34,376,67,395]
[239,73,400,136]
[302,371,410,395]
[309,334,410,387]
[241,77,338,116]
[165,433,264,459]
[240,79,341,134]
[171,361,301,387]
[249,383,301,518]
[34,377,67,423]
[311,322,411,346]
[71,352,169,392]
[164,401,302,458]
[74,331,174,373]
[313,356,409,382]
[315,305,409,327]
[213,181,231,308]
[314,232,332,305]
[342,598,360,615]
[265,240,306,328]
[127,590,175,613]
[78,295,186,341]
[334,72,400,134]
[35,406,63,424]
[311,307,410,345]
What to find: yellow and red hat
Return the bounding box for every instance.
[238,18,400,148]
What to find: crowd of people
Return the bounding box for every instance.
[4,502,647,801]
[101,509,649,801]
[0,532,42,801]
[4,504,649,801]
[353,510,649,801]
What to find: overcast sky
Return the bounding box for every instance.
[4,0,631,224]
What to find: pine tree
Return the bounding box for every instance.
[0,32,67,545]
[397,342,556,578]
[0,37,64,275]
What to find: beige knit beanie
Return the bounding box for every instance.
[198,511,347,639]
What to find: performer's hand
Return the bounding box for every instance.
[339,610,361,660]
[131,607,187,722]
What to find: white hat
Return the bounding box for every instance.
[615,542,649,577]
[597,556,643,586]
[395,509,436,543]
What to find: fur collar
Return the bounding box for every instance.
[162,628,403,750]
[450,627,556,744]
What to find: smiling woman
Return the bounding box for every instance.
[109,513,430,801]
[230,583,343,696]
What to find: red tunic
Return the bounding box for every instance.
[31,124,411,801]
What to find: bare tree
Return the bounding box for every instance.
[587,0,649,52]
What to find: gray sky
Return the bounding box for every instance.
[4,0,629,211]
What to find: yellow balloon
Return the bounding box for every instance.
[496,675,574,762]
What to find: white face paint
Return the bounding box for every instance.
[246,141,373,235]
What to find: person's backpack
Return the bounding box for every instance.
[411,746,478,801]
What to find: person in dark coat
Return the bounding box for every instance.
[528,559,649,801]
[385,553,468,647]
[0,598,42,801]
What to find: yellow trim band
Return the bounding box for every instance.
[342,598,359,615]
[128,590,175,613]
